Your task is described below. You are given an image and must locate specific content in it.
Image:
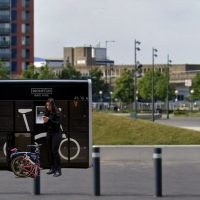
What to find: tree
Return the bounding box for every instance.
[58,63,82,80]
[191,72,200,99]
[137,70,174,101]
[0,61,10,79]
[90,68,108,101]
[38,65,57,79]
[113,68,134,103]
[21,64,39,79]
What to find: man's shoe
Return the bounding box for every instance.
[53,170,62,177]
[46,169,55,175]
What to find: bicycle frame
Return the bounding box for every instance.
[10,146,41,178]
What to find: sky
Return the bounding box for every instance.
[35,0,200,65]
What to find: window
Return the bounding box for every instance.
[22,48,30,58]
[0,48,10,54]
[11,23,17,33]
[22,0,30,8]
[21,24,30,33]
[11,36,17,45]
[22,11,30,21]
[22,36,26,45]
[11,61,17,72]
[22,36,30,46]
[0,10,10,20]
[22,62,26,70]
[11,10,17,21]
[11,49,17,59]
[11,0,17,7]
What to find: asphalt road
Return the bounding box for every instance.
[1,147,200,200]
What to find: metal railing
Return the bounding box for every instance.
[0,28,10,33]
[0,2,10,8]
[0,15,10,21]
[0,41,10,46]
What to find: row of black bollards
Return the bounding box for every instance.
[33,147,162,197]
[92,147,163,197]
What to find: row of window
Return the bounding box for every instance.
[12,0,31,8]
[0,10,31,22]
[0,48,31,59]
[0,23,31,33]
[0,35,31,46]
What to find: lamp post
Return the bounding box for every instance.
[105,40,115,84]
[109,64,113,109]
[99,90,103,110]
[152,48,158,122]
[175,89,178,101]
[133,39,141,119]
[99,90,103,102]
[175,89,179,110]
[110,91,113,109]
[190,89,194,114]
[166,55,172,119]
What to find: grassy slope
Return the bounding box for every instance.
[92,112,200,145]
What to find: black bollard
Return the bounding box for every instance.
[33,169,40,195]
[153,148,162,197]
[93,147,100,196]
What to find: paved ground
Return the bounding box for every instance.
[1,147,200,200]
[156,116,200,131]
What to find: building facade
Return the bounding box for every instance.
[0,0,34,76]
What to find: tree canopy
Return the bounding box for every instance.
[113,68,134,103]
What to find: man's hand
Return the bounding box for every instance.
[42,116,49,123]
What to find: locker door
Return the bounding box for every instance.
[68,100,89,168]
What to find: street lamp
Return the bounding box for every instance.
[133,39,141,119]
[166,54,172,119]
[105,40,115,84]
[109,64,113,109]
[99,90,103,102]
[110,91,113,109]
[152,47,158,122]
[175,89,178,102]
[190,89,194,113]
[99,90,103,110]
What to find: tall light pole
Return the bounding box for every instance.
[110,91,113,108]
[133,39,141,119]
[109,65,113,109]
[152,48,158,122]
[99,90,103,110]
[166,54,172,119]
[105,40,115,84]
[190,89,194,114]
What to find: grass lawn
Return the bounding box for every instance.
[92,112,200,145]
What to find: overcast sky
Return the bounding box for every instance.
[35,0,200,64]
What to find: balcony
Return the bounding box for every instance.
[0,52,11,60]
[0,41,10,46]
[0,15,10,21]
[0,1,10,9]
[0,28,10,34]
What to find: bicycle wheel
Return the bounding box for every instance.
[11,156,33,177]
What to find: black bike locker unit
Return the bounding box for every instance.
[0,80,92,170]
